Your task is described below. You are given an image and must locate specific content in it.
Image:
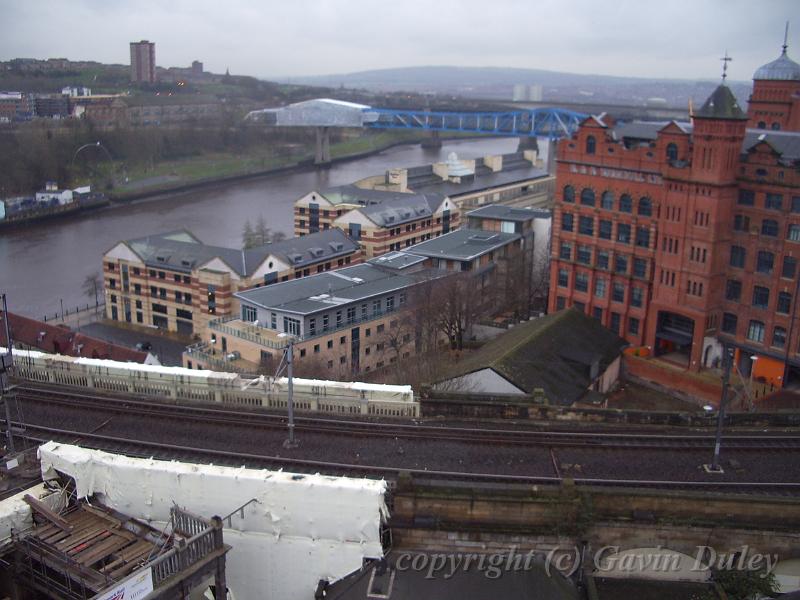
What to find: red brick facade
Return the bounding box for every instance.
[549,56,800,387]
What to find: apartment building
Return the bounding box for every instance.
[367,151,555,211]
[130,40,156,83]
[184,258,450,376]
[102,229,360,337]
[548,43,800,387]
[294,185,459,257]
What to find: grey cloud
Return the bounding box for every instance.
[0,0,795,81]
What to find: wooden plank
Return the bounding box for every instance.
[107,547,157,580]
[44,517,106,545]
[58,525,113,552]
[100,540,151,572]
[23,495,71,533]
[75,534,132,567]
[67,530,113,557]
[80,504,124,528]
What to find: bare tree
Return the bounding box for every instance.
[429,273,485,351]
[82,271,102,306]
[495,241,551,319]
[242,219,256,249]
[243,214,287,249]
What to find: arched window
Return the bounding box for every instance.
[757,121,766,129]
[638,197,652,217]
[771,122,781,131]
[586,135,596,155]
[601,191,614,210]
[563,185,575,203]
[580,188,596,207]
[619,194,632,213]
[666,143,678,161]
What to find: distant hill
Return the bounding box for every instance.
[291,65,752,109]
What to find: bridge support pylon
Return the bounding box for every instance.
[517,135,539,153]
[420,130,442,149]
[546,138,557,175]
[315,126,331,165]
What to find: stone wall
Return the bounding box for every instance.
[389,480,800,559]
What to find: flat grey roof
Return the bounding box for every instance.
[411,166,550,198]
[235,263,447,316]
[367,251,427,270]
[467,204,551,221]
[407,229,520,262]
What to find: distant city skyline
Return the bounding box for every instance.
[0,0,796,82]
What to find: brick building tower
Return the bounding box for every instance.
[747,30,800,131]
[549,44,800,388]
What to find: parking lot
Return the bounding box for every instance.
[77,322,190,366]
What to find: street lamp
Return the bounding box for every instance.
[706,344,733,473]
[748,355,759,411]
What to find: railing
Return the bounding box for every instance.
[209,317,286,350]
[210,306,403,348]
[149,507,224,587]
[185,342,238,372]
[41,301,105,323]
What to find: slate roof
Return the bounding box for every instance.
[467,204,551,222]
[120,229,358,277]
[323,551,579,600]
[0,312,149,363]
[434,308,628,406]
[259,228,359,268]
[319,185,447,227]
[323,185,444,209]
[694,84,747,120]
[356,192,438,227]
[591,577,718,600]
[609,122,800,162]
[407,229,521,261]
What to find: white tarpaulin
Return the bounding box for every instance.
[38,442,388,600]
[0,483,48,545]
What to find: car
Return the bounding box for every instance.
[135,341,152,351]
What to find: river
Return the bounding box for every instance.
[1,137,519,318]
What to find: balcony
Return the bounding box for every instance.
[186,341,259,374]
[209,307,402,348]
[209,316,288,350]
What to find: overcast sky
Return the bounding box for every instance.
[0,0,795,81]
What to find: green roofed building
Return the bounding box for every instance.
[431,308,627,406]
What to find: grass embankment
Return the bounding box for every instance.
[108,130,428,200]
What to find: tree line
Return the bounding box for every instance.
[0,117,316,196]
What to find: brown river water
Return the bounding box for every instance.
[0,137,518,318]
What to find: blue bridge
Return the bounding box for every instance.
[363,106,587,139]
[246,98,588,163]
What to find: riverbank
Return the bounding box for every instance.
[0,195,110,231]
[108,130,434,204]
[1,136,520,320]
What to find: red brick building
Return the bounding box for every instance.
[548,45,800,388]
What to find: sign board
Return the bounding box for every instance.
[92,567,154,600]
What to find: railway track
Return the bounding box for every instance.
[11,383,800,451]
[11,422,800,494]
